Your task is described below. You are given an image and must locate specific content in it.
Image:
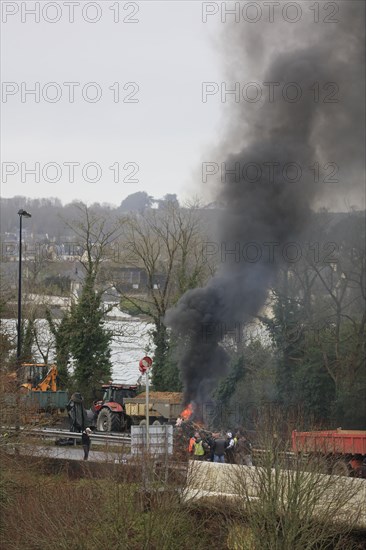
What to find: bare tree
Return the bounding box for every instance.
[115,202,211,389]
[64,202,124,282]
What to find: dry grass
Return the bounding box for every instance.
[225,409,365,550]
[0,452,223,550]
[1,400,365,549]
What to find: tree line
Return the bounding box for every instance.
[0,192,181,238]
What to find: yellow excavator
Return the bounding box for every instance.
[2,363,68,420]
[20,363,68,412]
[21,363,59,392]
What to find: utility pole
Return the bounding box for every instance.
[15,209,32,433]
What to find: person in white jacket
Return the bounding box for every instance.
[226,432,235,463]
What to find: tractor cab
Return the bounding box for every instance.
[94,384,137,412]
[102,384,137,405]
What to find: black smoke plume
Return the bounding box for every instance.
[165,1,365,407]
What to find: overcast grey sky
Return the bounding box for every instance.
[1,1,223,205]
[1,1,364,210]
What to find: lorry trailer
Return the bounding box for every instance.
[292,429,366,477]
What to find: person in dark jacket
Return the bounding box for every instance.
[206,433,215,462]
[81,427,92,460]
[212,433,227,463]
[67,392,87,432]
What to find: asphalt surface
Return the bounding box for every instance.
[14,444,129,463]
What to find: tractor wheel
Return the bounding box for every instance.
[110,412,122,432]
[97,408,121,432]
[139,419,147,426]
[152,420,161,426]
[120,414,129,432]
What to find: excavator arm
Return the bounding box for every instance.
[20,364,59,392]
[36,365,58,392]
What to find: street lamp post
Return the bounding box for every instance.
[15,209,31,433]
[17,209,32,363]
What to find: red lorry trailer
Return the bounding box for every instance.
[292,429,366,477]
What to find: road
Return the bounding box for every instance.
[9,443,130,463]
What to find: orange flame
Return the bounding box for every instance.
[181,403,193,421]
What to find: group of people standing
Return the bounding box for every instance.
[188,430,253,466]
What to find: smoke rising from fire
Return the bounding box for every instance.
[165,1,365,406]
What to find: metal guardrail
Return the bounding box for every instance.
[0,429,315,457]
[2,426,131,444]
[252,447,297,459]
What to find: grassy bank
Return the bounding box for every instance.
[1,452,365,550]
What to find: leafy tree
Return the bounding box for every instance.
[0,294,14,370]
[216,355,246,406]
[148,331,182,391]
[149,322,170,390]
[51,203,122,399]
[214,339,276,429]
[261,213,366,428]
[46,310,71,389]
[20,317,35,363]
[120,191,153,213]
[0,326,13,370]
[263,272,307,409]
[292,338,336,424]
[68,273,112,402]
[158,194,179,209]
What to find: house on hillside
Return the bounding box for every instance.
[106,266,166,293]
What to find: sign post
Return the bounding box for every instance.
[139,356,153,452]
[146,370,150,451]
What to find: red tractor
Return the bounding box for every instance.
[93,383,137,432]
